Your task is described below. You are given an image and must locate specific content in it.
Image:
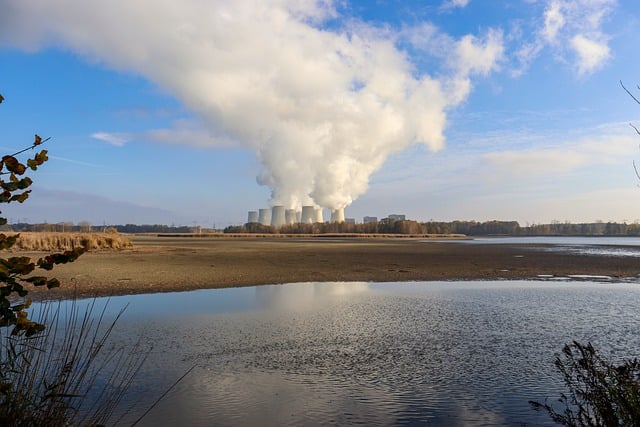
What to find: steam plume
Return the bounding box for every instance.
[0,0,503,210]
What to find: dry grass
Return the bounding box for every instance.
[3,232,132,251]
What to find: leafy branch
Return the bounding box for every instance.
[0,93,85,336]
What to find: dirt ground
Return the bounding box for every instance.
[22,235,640,299]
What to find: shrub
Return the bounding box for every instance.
[530,341,640,426]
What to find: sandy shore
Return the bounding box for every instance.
[21,235,640,299]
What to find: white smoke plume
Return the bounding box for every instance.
[0,0,503,210]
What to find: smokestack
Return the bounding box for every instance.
[247,211,258,223]
[315,208,323,223]
[258,208,271,226]
[285,209,296,225]
[271,205,285,227]
[300,206,315,224]
[331,208,345,223]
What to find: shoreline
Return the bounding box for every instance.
[22,235,640,299]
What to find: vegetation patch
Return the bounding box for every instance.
[4,232,132,252]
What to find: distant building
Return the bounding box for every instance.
[363,216,378,223]
[345,218,356,224]
[388,214,406,221]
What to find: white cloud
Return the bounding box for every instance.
[142,120,238,149]
[542,0,565,43]
[402,26,504,104]
[91,132,130,147]
[481,130,636,182]
[511,0,615,77]
[570,34,610,75]
[441,0,470,10]
[453,29,504,76]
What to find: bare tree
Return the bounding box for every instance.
[620,80,640,180]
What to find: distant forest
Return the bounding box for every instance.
[3,220,640,236]
[224,219,640,236]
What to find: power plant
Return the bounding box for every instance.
[246,205,407,228]
[330,208,345,223]
[270,205,286,227]
[258,208,271,226]
[285,209,296,225]
[246,205,347,226]
[300,206,315,224]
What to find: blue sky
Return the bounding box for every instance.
[1,0,639,227]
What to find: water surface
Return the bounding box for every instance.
[443,235,640,258]
[64,280,640,426]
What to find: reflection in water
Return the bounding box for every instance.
[255,281,370,310]
[47,281,640,426]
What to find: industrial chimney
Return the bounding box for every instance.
[285,209,296,225]
[271,205,285,227]
[300,206,315,224]
[331,208,345,223]
[258,208,271,226]
[247,211,258,223]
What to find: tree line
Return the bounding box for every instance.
[4,219,639,236]
[224,219,640,236]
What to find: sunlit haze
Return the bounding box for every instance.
[1,0,639,227]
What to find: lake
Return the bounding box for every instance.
[60,279,640,426]
[439,235,640,259]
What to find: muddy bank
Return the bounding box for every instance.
[23,235,640,299]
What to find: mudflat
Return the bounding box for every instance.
[25,235,640,299]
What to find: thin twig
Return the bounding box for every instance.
[621,80,640,105]
[130,365,197,426]
[9,137,51,158]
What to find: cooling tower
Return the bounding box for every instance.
[271,205,285,227]
[296,210,302,223]
[247,211,259,223]
[285,209,296,225]
[315,208,324,223]
[258,208,271,226]
[331,208,345,223]
[300,206,315,224]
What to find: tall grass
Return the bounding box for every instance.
[6,232,132,251]
[0,298,148,426]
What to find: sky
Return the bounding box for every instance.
[1,0,639,227]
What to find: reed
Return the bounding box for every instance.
[0,298,148,426]
[5,232,132,251]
